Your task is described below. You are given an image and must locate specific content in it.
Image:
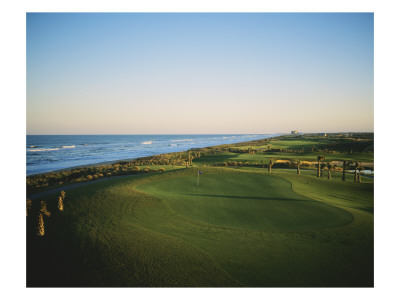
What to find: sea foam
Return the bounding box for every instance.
[28,148,59,152]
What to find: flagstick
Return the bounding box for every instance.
[197,172,199,186]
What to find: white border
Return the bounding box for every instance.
[1,0,399,299]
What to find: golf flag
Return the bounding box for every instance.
[197,171,202,185]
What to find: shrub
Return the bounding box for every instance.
[86,175,93,180]
[159,168,165,172]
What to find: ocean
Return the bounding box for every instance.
[26,134,279,175]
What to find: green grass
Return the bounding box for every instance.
[27,167,373,287]
[137,174,353,231]
[194,151,374,165]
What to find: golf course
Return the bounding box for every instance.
[26,134,374,287]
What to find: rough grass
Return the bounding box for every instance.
[27,167,373,287]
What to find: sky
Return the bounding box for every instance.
[26,13,374,134]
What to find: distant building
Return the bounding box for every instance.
[291,130,299,135]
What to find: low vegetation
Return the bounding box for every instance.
[26,133,373,193]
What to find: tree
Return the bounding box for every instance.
[320,163,326,177]
[58,190,65,212]
[37,213,45,236]
[317,155,325,177]
[358,163,364,182]
[40,200,51,217]
[342,160,353,181]
[188,151,192,165]
[297,160,301,175]
[354,162,359,181]
[327,162,334,179]
[269,159,273,173]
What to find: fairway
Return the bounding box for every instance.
[137,173,353,231]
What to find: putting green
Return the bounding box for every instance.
[137,173,353,231]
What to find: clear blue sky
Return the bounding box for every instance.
[26,13,373,134]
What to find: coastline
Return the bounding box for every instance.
[26,132,374,195]
[27,134,283,177]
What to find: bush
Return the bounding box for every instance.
[159,168,165,172]
[86,175,93,180]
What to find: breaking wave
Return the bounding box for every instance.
[28,148,59,152]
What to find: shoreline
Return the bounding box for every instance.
[27,134,283,177]
[26,132,374,178]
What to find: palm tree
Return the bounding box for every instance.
[40,200,51,217]
[58,196,64,211]
[37,213,45,236]
[188,151,192,165]
[317,155,325,177]
[358,163,364,182]
[297,160,301,175]
[354,161,359,181]
[327,162,334,179]
[342,160,353,181]
[320,163,326,177]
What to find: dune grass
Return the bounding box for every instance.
[27,166,373,287]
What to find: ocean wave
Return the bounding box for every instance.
[61,145,76,148]
[141,141,153,145]
[169,144,177,146]
[171,139,195,142]
[28,145,38,148]
[27,148,59,152]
